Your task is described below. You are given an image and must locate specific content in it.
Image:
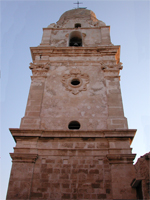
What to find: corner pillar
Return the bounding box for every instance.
[107,154,136,199]
[102,61,128,129]
[20,62,50,129]
[6,153,38,200]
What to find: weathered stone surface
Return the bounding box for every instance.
[133,152,150,200]
[6,7,144,200]
[19,7,126,131]
[7,130,137,199]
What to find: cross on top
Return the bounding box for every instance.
[74,1,83,8]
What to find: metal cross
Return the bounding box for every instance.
[74,1,83,8]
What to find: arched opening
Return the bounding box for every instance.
[75,23,81,28]
[69,31,82,47]
[68,121,80,130]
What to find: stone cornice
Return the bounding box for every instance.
[12,148,132,157]
[42,26,110,31]
[30,46,120,62]
[106,154,136,164]
[10,153,38,163]
[10,128,136,142]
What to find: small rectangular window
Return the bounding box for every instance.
[75,23,81,28]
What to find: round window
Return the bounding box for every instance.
[68,121,80,130]
[71,79,80,86]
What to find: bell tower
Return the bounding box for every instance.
[7,8,137,200]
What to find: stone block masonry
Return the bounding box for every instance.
[6,129,137,199]
[31,156,109,199]
[6,7,141,200]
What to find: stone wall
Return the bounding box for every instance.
[30,153,112,199]
[20,46,127,131]
[6,129,137,200]
[134,152,150,199]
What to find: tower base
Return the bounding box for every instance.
[7,129,137,199]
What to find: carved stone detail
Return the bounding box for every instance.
[101,62,123,72]
[62,68,89,95]
[29,62,50,76]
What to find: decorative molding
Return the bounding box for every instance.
[106,154,136,164]
[30,46,120,61]
[62,68,89,94]
[29,62,50,76]
[9,128,136,141]
[101,62,123,72]
[10,153,38,163]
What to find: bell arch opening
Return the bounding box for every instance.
[69,31,82,47]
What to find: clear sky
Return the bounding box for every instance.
[1,0,150,199]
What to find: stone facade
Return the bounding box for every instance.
[7,129,137,199]
[131,152,150,199]
[6,8,148,200]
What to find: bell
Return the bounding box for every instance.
[74,42,79,46]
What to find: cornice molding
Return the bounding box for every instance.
[9,128,136,142]
[42,26,110,31]
[106,154,136,164]
[10,153,38,163]
[30,46,120,62]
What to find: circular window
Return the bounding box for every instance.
[68,121,80,130]
[71,79,80,86]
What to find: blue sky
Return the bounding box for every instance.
[1,1,150,199]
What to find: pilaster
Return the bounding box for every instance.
[102,60,128,129]
[20,62,50,129]
[6,153,38,200]
[107,154,136,199]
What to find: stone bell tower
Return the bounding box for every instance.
[7,8,137,200]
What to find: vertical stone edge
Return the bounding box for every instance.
[6,153,38,200]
